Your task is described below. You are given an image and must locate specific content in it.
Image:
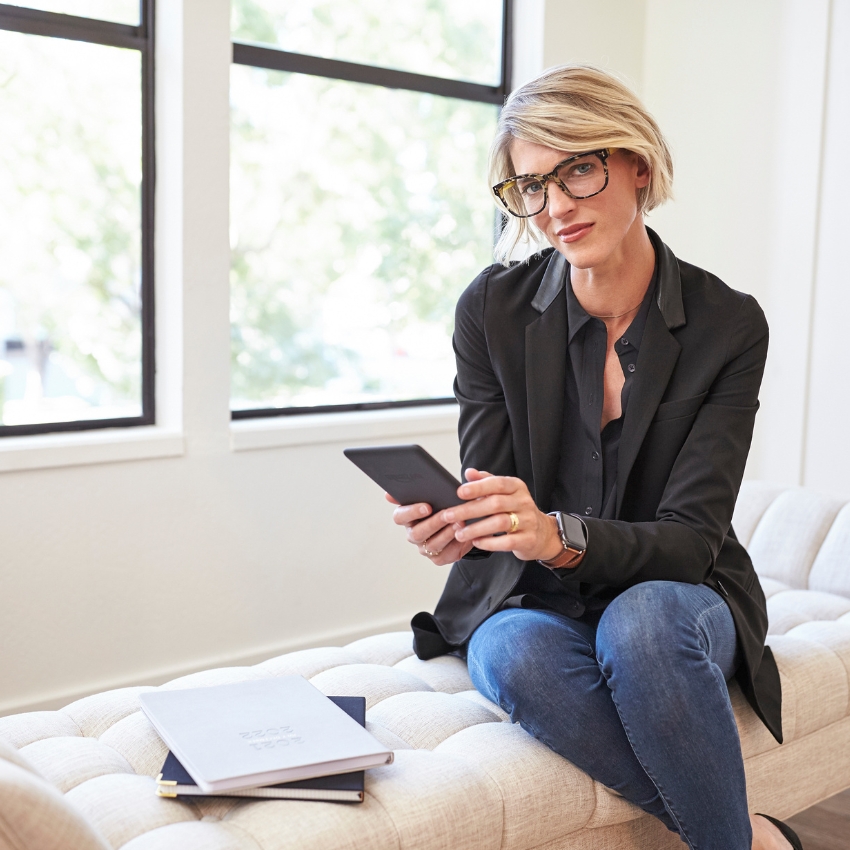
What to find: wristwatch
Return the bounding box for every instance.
[538,511,587,570]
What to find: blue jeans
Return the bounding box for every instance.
[467,581,749,850]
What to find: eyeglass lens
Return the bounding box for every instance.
[502,153,607,216]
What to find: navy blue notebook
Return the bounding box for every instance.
[156,696,366,803]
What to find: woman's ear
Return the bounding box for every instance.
[634,155,651,189]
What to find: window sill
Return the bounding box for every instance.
[0,427,185,473]
[230,404,459,452]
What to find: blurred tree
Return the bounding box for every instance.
[230,0,499,409]
[0,30,142,424]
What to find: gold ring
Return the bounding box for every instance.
[422,543,440,557]
[508,512,520,534]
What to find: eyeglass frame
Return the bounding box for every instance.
[492,148,614,218]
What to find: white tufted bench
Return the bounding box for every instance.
[2,481,850,850]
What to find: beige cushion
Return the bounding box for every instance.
[65,774,197,848]
[344,631,416,666]
[309,663,432,709]
[746,488,845,588]
[733,480,789,547]
[0,752,110,850]
[367,691,501,750]
[809,502,850,598]
[393,654,475,693]
[20,736,134,793]
[0,711,81,749]
[767,589,850,635]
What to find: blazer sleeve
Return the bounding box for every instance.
[453,268,517,481]
[564,292,769,587]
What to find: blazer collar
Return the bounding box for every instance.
[529,227,686,332]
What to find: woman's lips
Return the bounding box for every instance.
[557,223,594,243]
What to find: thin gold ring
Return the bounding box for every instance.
[508,512,520,534]
[422,543,440,557]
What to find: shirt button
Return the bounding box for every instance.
[584,507,593,515]
[628,363,636,373]
[621,337,628,345]
[591,451,599,460]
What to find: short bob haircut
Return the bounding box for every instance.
[490,65,673,265]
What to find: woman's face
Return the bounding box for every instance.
[509,138,651,271]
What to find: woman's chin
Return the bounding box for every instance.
[552,241,602,270]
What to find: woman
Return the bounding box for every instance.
[390,66,800,850]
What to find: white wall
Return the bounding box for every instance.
[641,0,833,490]
[543,0,646,92]
[803,0,850,493]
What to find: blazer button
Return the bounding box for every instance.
[584,507,592,515]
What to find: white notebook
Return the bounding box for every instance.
[139,676,393,793]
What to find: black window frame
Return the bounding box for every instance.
[230,0,513,422]
[0,1,155,437]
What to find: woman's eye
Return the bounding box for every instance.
[520,180,544,196]
[568,162,594,178]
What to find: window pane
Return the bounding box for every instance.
[2,1,139,24]
[0,31,143,426]
[232,0,503,86]
[230,66,497,411]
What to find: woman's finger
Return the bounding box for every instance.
[392,502,432,526]
[418,524,458,557]
[422,538,473,565]
[454,512,515,543]
[405,512,454,546]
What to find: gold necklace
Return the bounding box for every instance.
[588,299,643,320]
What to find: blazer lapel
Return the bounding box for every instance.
[615,230,686,515]
[526,252,568,506]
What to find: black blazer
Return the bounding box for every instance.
[412,228,783,744]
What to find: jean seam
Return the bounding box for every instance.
[605,686,696,849]
[693,598,733,671]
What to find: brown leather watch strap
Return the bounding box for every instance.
[539,546,584,569]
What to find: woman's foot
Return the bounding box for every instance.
[751,814,799,849]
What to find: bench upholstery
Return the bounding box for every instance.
[2,480,850,849]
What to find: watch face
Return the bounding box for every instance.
[561,513,587,550]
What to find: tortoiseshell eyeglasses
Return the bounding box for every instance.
[493,148,613,218]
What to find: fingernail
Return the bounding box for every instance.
[458,486,469,497]
[453,523,463,531]
[419,505,428,516]
[444,510,454,521]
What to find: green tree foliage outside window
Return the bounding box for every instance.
[230,0,502,411]
[0,29,142,427]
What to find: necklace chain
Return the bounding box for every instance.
[588,299,644,320]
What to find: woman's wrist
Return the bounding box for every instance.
[538,513,565,562]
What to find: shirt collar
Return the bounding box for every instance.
[565,260,659,347]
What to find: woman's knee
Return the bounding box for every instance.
[467,608,593,709]
[596,581,696,674]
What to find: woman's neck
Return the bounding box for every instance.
[570,222,656,321]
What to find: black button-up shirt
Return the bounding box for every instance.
[504,263,658,619]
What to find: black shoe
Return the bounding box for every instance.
[755,813,804,850]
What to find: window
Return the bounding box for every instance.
[230,0,512,417]
[0,1,154,436]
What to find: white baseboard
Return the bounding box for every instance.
[0,616,413,718]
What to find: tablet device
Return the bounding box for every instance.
[343,444,466,513]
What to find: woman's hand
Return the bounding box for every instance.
[442,469,564,562]
[387,468,564,565]
[386,494,474,566]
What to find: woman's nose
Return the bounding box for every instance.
[546,181,577,219]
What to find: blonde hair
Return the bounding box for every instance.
[490,65,673,265]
